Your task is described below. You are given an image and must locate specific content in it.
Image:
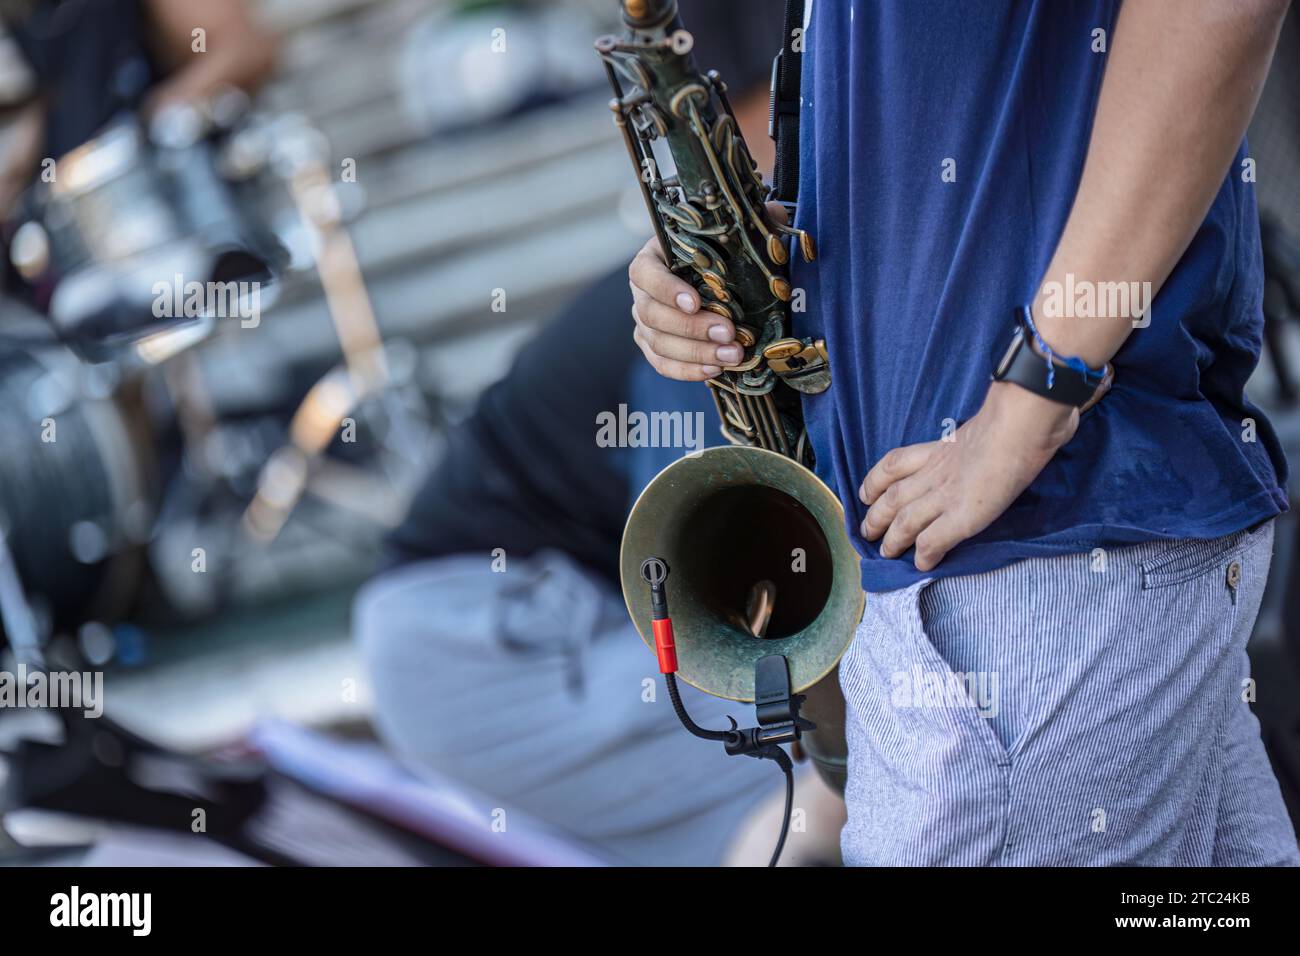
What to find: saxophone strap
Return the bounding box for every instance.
[769,0,806,206]
[764,0,829,399]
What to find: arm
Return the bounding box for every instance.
[862,0,1291,571]
[140,0,279,117]
[1033,0,1288,366]
[0,101,42,218]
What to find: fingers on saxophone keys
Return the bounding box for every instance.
[633,324,722,381]
[631,295,739,360]
[632,319,736,371]
[630,240,700,314]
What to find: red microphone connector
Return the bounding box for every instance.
[640,557,677,674]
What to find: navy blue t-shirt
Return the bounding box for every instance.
[790,0,1289,593]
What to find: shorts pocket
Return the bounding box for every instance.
[1140,527,1255,591]
[900,581,1012,766]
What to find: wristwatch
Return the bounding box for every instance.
[992,307,1114,412]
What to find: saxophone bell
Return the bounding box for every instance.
[620,445,862,790]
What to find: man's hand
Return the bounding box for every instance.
[628,237,739,381]
[858,382,1078,571]
[628,203,787,381]
[141,0,278,118]
[0,102,43,220]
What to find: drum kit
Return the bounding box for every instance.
[0,84,442,857]
[0,91,430,715]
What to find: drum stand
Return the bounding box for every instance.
[239,121,430,544]
[0,527,273,862]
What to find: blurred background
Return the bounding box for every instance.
[0,0,1297,866]
[0,0,636,742]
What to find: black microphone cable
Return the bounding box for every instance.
[645,558,797,867]
[664,671,793,868]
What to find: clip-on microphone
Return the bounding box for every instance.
[639,556,813,867]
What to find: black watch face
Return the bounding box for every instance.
[994,328,1024,379]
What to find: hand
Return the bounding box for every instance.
[858,382,1079,571]
[628,237,740,381]
[628,203,788,381]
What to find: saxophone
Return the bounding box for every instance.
[596,0,828,456]
[597,0,862,793]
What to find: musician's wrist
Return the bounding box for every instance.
[981,380,1078,454]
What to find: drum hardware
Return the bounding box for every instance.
[0,525,44,675]
[236,115,429,545]
[7,95,287,363]
[0,337,152,643]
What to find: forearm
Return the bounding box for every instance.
[0,101,43,217]
[1031,0,1289,368]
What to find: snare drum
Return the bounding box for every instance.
[8,110,286,361]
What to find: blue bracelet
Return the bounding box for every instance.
[1018,304,1107,392]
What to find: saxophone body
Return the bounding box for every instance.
[596,0,829,460]
[598,0,860,793]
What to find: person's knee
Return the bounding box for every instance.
[350,568,455,762]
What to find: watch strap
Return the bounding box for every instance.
[993,306,1115,411]
[996,326,1102,407]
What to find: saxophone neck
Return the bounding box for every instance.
[620,0,678,30]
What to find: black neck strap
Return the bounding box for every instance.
[769,0,805,205]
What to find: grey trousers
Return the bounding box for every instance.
[353,550,777,866]
[840,521,1300,866]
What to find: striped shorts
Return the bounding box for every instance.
[839,520,1300,866]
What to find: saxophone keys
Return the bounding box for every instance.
[668,232,709,270]
[765,338,832,394]
[722,326,763,372]
[725,351,764,373]
[769,276,793,302]
[701,301,732,323]
[763,338,803,361]
[799,229,817,262]
[766,233,789,266]
[701,270,729,301]
[669,83,709,119]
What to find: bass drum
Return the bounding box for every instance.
[0,328,153,639]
